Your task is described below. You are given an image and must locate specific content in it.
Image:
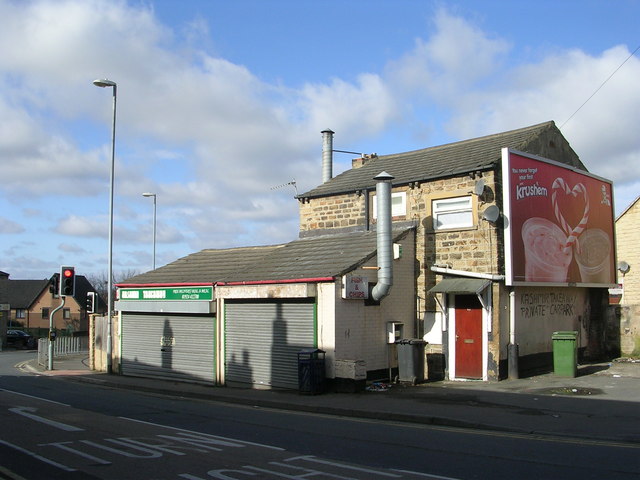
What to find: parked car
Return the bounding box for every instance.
[6,329,36,349]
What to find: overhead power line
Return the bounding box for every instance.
[560,45,640,129]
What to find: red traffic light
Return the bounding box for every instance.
[59,266,76,296]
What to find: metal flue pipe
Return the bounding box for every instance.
[321,128,334,183]
[372,171,394,301]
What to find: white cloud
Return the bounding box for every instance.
[299,73,399,138]
[55,215,103,237]
[440,44,640,189]
[386,8,510,101]
[58,243,87,254]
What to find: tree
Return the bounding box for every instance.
[86,269,141,307]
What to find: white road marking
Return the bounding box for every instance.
[0,388,70,406]
[9,406,84,431]
[120,416,285,451]
[0,439,76,472]
[391,469,461,479]
[285,455,402,477]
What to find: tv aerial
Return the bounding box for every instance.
[271,179,298,196]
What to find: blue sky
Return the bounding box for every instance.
[1,0,639,281]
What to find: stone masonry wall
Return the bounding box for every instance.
[615,198,640,356]
[299,171,502,328]
[299,192,366,231]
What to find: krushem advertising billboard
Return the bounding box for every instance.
[502,149,615,287]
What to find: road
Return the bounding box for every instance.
[1,350,639,479]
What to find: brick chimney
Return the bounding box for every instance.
[352,153,377,169]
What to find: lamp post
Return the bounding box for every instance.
[142,192,157,270]
[93,78,117,375]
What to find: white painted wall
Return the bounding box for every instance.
[329,232,416,375]
[316,282,336,377]
[514,286,588,355]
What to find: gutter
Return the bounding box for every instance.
[217,277,334,286]
[116,282,213,288]
[297,165,495,202]
[430,265,504,282]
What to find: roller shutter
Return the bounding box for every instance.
[121,313,215,383]
[225,300,316,389]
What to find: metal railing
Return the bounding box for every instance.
[37,336,89,367]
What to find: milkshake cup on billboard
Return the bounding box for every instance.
[521,217,572,282]
[575,228,612,283]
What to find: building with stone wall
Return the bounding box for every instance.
[616,196,640,356]
[298,121,615,381]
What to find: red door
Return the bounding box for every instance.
[455,295,483,379]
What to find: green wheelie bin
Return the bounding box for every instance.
[552,331,578,377]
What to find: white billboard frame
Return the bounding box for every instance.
[502,148,616,287]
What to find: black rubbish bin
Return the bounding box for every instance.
[297,348,326,394]
[396,339,427,385]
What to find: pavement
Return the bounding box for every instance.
[16,354,640,445]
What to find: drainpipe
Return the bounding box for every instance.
[364,188,371,231]
[372,171,394,302]
[508,288,519,379]
[321,128,334,183]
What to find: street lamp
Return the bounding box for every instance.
[93,78,117,375]
[142,192,157,270]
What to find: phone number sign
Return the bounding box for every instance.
[119,286,213,301]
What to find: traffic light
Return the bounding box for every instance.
[59,266,76,297]
[86,292,96,313]
[50,273,59,296]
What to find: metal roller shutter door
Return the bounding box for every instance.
[121,313,215,383]
[225,300,316,389]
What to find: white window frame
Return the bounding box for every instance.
[432,196,474,231]
[373,191,407,218]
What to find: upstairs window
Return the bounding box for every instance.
[42,307,49,319]
[373,191,407,218]
[433,196,473,230]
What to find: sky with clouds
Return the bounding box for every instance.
[0,0,638,281]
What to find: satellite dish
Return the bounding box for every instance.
[618,261,631,274]
[482,205,500,223]
[474,179,486,196]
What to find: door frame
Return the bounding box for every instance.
[447,289,490,381]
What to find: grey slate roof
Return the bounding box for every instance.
[0,275,102,310]
[122,245,281,285]
[226,228,413,283]
[120,228,413,286]
[0,279,49,308]
[300,121,586,199]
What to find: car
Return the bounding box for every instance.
[6,329,36,349]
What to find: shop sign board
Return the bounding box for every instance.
[119,286,213,301]
[342,275,369,299]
